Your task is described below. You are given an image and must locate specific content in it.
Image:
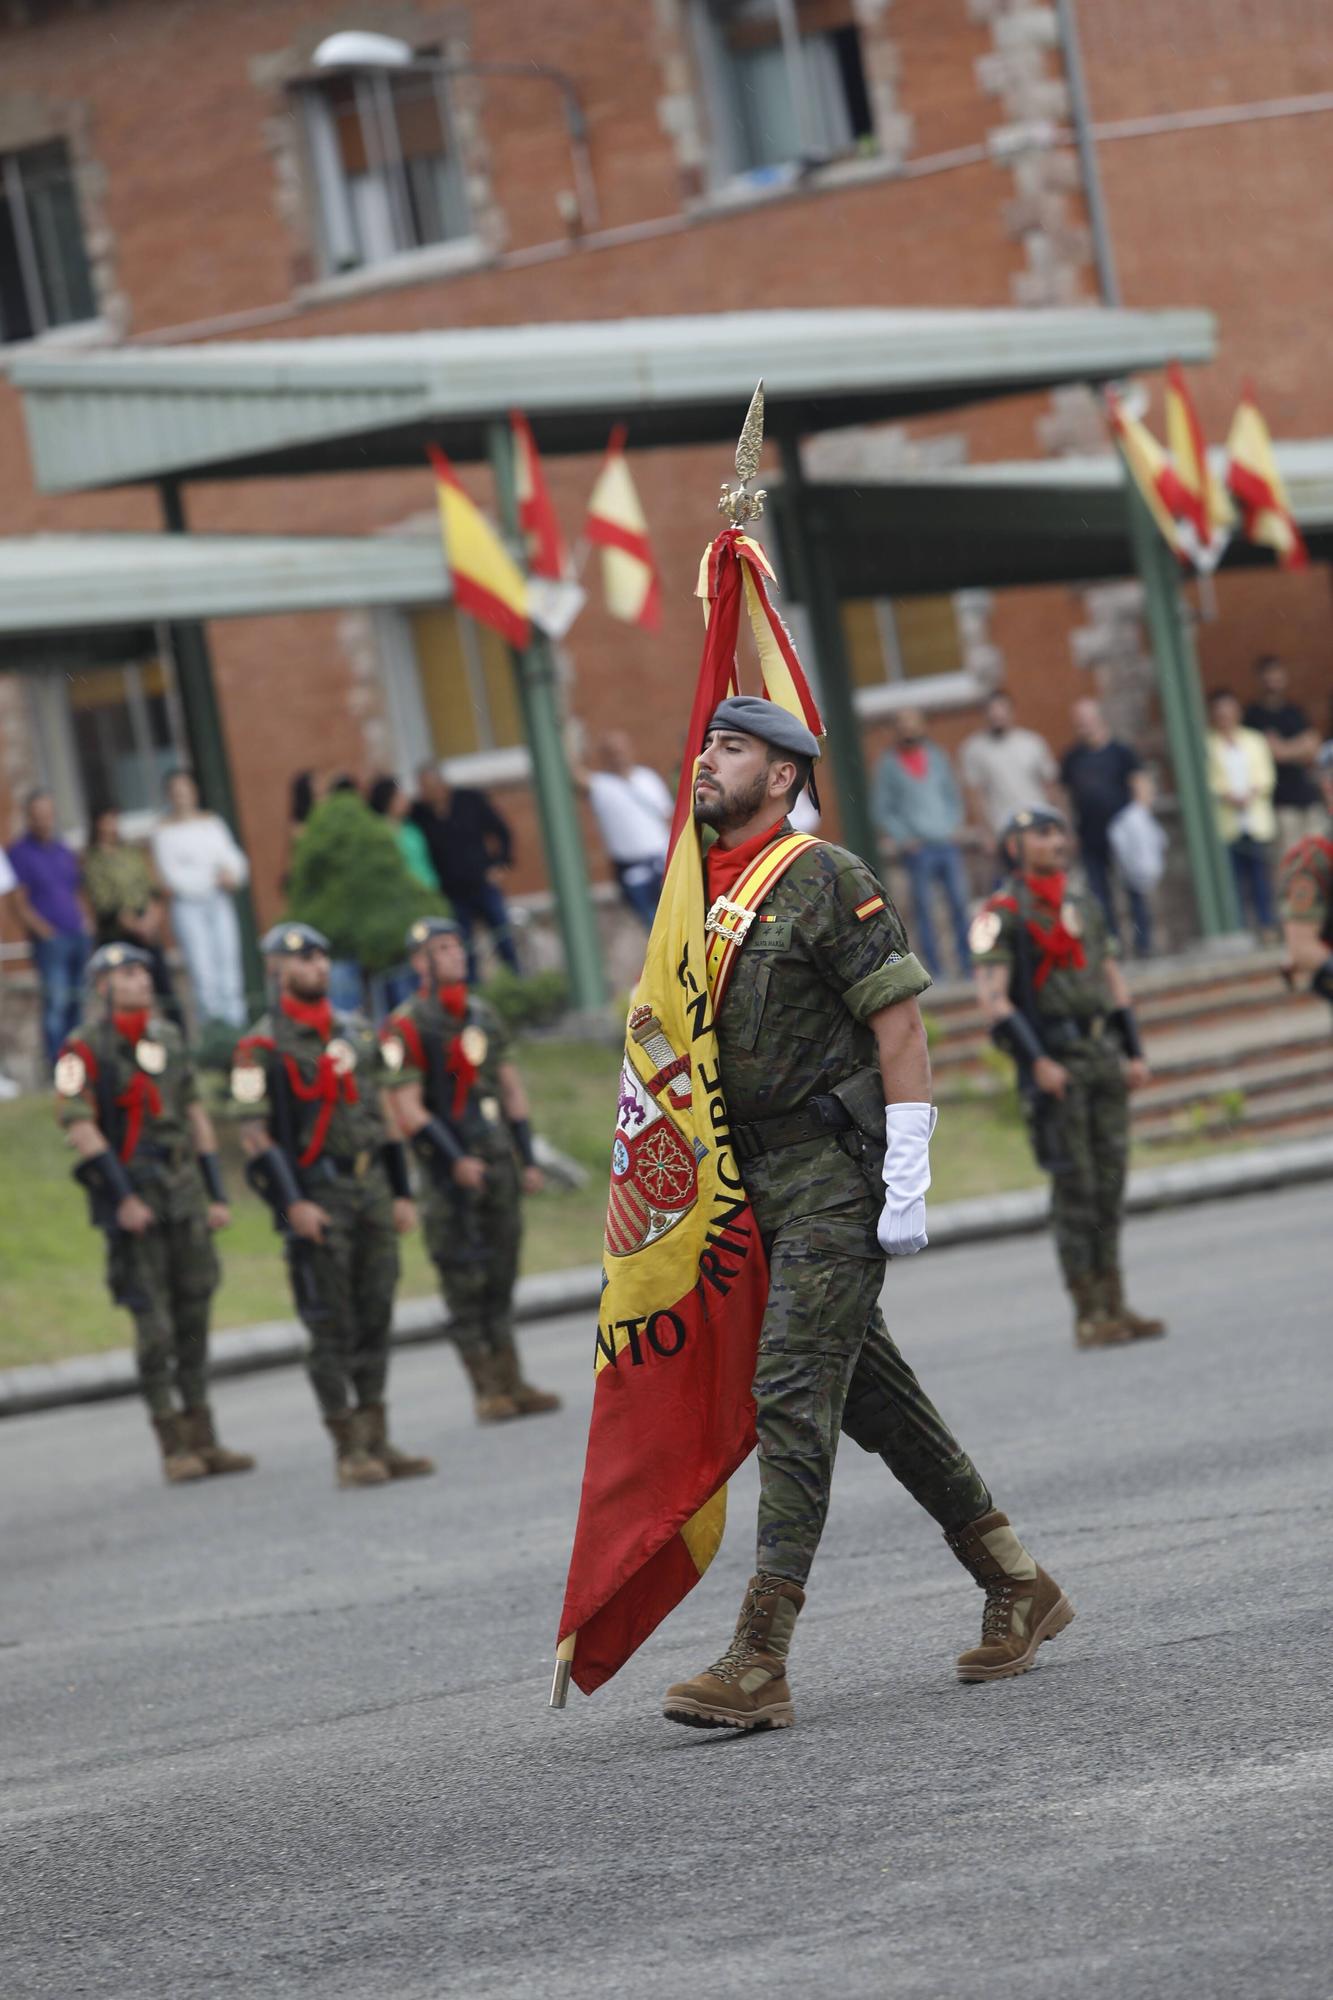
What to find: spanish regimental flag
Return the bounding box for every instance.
[1105,389,1193,564]
[556,524,824,1696]
[427,444,531,648]
[1164,362,1233,572]
[1225,388,1309,571]
[584,424,662,632]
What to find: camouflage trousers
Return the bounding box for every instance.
[287,1168,400,1417]
[1038,1037,1130,1287]
[107,1205,219,1418]
[421,1154,522,1357]
[743,1138,992,1587]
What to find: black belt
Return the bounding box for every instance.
[303,1150,377,1184]
[731,1093,853,1164]
[1041,1015,1106,1050]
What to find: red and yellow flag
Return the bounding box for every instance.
[427,444,530,649]
[1164,362,1233,572]
[584,424,662,632]
[1225,388,1309,571]
[556,529,824,1696]
[1105,389,1193,564]
[510,410,567,581]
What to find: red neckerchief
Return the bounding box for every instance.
[995,871,1087,991]
[705,818,788,904]
[109,1010,161,1161]
[896,745,928,781]
[438,984,477,1117]
[278,993,358,1166]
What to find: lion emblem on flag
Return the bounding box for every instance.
[605,1057,702,1259]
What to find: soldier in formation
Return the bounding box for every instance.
[381,916,560,1424]
[231,923,434,1488]
[970,803,1164,1350]
[663,697,1072,1733]
[1278,740,1333,1017]
[56,941,253,1484]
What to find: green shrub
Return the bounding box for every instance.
[480,966,571,1033]
[285,793,449,973]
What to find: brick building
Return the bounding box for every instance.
[0,0,1330,928]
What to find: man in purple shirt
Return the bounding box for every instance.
[8,789,90,1068]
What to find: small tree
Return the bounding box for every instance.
[285,792,449,972]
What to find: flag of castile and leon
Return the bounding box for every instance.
[556,518,824,1697]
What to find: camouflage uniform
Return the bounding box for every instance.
[230,1007,401,1416]
[715,829,993,1587]
[970,877,1129,1291]
[57,1014,218,1417]
[1277,822,1333,952]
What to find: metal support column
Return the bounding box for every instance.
[776,434,879,872]
[158,481,265,1005]
[1121,471,1242,937]
[486,422,608,1013]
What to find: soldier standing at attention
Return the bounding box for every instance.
[662,698,1072,1733]
[231,923,433,1488]
[1277,741,1333,1018]
[970,804,1164,1350]
[56,942,253,1484]
[381,917,560,1424]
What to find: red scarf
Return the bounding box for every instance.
[438,985,477,1116]
[111,1009,161,1161]
[997,871,1087,991]
[896,745,928,781]
[279,993,358,1166]
[705,819,788,904]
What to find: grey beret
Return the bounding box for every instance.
[260,921,330,957]
[406,915,463,950]
[706,694,821,761]
[1001,802,1067,843]
[88,942,154,979]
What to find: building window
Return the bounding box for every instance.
[300,62,470,274]
[411,607,522,761]
[27,648,188,830]
[840,596,964,689]
[695,0,874,182]
[0,140,97,343]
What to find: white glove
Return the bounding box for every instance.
[877,1102,938,1258]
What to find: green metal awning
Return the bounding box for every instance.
[0,532,447,638]
[11,306,1215,493]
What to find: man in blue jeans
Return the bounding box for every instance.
[8,789,90,1068]
[872,709,972,977]
[409,763,520,983]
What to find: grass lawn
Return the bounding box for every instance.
[0,1036,1237,1371]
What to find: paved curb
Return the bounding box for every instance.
[5,1135,1332,1421]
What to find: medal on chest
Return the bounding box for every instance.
[135,1038,167,1075]
[325,1037,357,1076]
[459,1024,488,1067]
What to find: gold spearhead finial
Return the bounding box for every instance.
[718,379,766,526]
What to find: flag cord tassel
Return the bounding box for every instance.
[550,1632,576,1710]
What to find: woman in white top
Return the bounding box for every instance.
[151,770,250,1027]
[1206,689,1278,935]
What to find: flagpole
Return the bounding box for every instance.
[550,1632,576,1709]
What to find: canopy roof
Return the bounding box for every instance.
[771,441,1333,598]
[12,306,1215,494]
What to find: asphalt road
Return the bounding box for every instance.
[3,1185,1329,2000]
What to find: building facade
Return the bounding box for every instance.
[0,0,1330,926]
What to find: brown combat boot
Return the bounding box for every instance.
[945,1509,1074,1683]
[1069,1271,1132,1349]
[493,1338,562,1417]
[324,1410,390,1488]
[663,1574,805,1730]
[458,1346,521,1423]
[360,1400,436,1478]
[182,1405,256,1475]
[150,1412,208,1484]
[1101,1268,1167,1342]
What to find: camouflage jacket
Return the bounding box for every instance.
[56,1014,205,1220]
[969,872,1117,1021]
[1277,822,1333,939]
[229,1006,396,1168]
[713,831,931,1126]
[381,989,516,1164]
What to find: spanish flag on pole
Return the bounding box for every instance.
[1225,388,1309,571]
[554,497,824,1698]
[1105,389,1194,565]
[427,444,530,649]
[1164,362,1233,573]
[584,424,662,632]
[510,410,566,582]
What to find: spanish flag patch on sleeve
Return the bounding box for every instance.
[855,893,886,921]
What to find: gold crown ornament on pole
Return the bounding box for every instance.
[717,379,766,527]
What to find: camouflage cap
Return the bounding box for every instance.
[260,921,330,957]
[88,941,154,980]
[706,694,821,761]
[406,915,463,951]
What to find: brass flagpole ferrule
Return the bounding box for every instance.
[717,379,766,527]
[549,1632,577,1709]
